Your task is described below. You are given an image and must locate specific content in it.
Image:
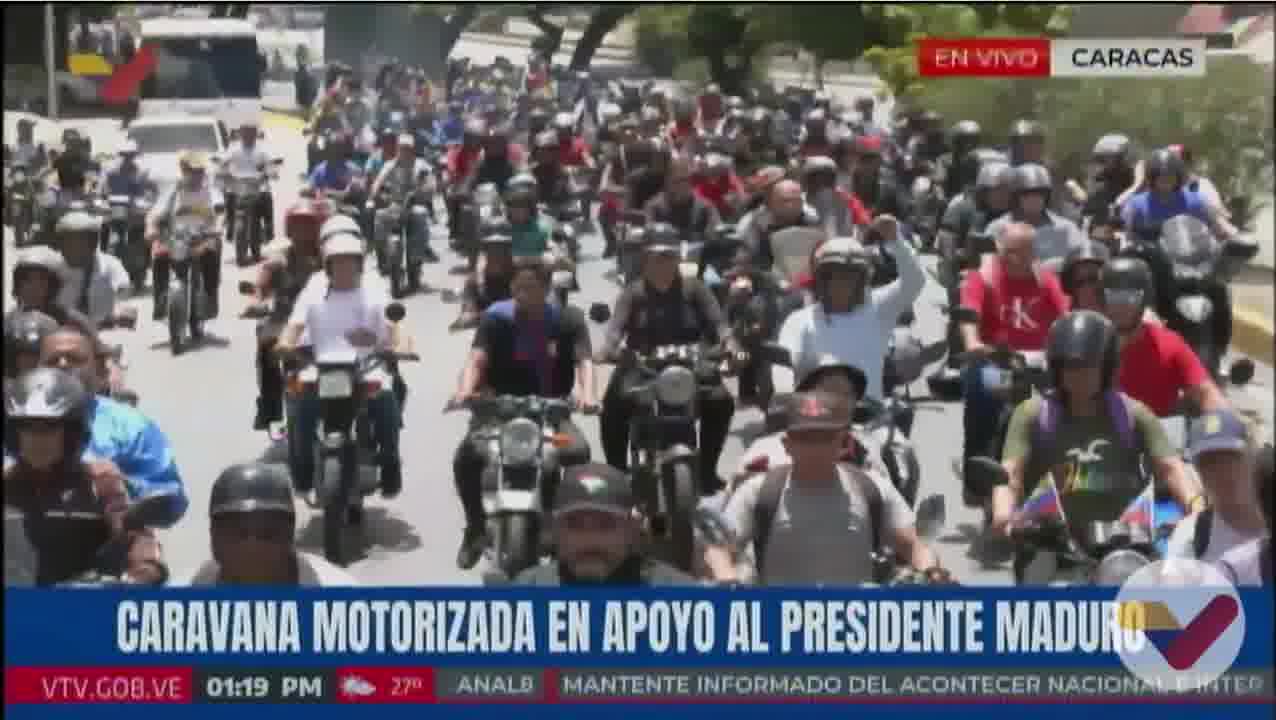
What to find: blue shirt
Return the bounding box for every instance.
[101,161,152,198]
[307,161,362,192]
[84,397,188,528]
[1123,188,1210,239]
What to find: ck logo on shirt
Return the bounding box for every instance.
[1003,296,1042,331]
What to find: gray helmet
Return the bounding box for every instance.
[6,368,93,459]
[209,463,295,517]
[813,235,872,272]
[5,310,59,360]
[1092,134,1132,161]
[319,215,362,245]
[801,155,838,179]
[55,209,102,236]
[12,246,69,298]
[796,353,868,401]
[644,222,680,253]
[975,160,1013,191]
[1013,163,1053,195]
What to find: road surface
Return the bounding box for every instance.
[3,35,1270,587]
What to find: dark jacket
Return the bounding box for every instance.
[512,555,696,586]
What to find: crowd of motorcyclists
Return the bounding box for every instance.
[3,47,1272,590]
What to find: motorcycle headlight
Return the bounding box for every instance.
[1174,295,1214,324]
[499,418,541,465]
[13,168,26,182]
[655,366,696,407]
[1093,549,1150,587]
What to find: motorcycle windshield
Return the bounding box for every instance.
[770,227,825,282]
[1159,214,1217,269]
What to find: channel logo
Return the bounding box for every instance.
[1116,559,1246,691]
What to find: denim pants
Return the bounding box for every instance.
[961,360,1007,463]
[289,388,401,490]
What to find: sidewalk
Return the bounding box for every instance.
[1231,197,1274,364]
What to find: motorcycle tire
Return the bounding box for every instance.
[235,222,251,266]
[495,513,540,580]
[320,454,349,566]
[167,288,186,356]
[663,461,699,573]
[407,261,423,292]
[389,260,406,300]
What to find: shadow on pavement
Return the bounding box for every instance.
[296,507,424,564]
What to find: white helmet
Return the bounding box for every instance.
[599,102,622,122]
[553,112,575,130]
[55,210,102,235]
[119,140,140,156]
[319,215,362,245]
[322,232,365,264]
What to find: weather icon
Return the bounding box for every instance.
[340,675,377,698]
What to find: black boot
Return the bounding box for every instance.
[380,457,403,499]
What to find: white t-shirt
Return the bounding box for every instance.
[58,251,131,325]
[777,237,926,401]
[287,278,390,359]
[174,551,361,586]
[1215,538,1271,587]
[1166,510,1264,564]
[224,143,272,187]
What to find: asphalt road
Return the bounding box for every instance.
[3,36,1271,586]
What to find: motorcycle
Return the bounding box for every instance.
[164,218,217,356]
[6,161,39,247]
[223,168,272,266]
[283,304,418,566]
[615,209,648,286]
[1141,215,1257,379]
[965,458,1180,586]
[463,395,576,580]
[104,193,153,293]
[374,176,433,299]
[909,175,946,253]
[591,329,728,572]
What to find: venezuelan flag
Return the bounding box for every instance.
[1011,479,1065,530]
[1118,485,1155,529]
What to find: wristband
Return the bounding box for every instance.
[1187,495,1208,514]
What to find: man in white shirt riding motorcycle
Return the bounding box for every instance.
[776,216,924,401]
[144,151,224,321]
[222,121,276,263]
[52,211,136,329]
[273,231,406,500]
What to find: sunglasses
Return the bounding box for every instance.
[214,514,294,543]
[1073,270,1102,286]
[1104,289,1144,306]
[560,510,624,533]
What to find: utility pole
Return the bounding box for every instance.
[44,2,58,119]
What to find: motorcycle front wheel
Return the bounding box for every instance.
[494,513,540,580]
[662,461,699,573]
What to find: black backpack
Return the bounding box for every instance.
[751,464,883,581]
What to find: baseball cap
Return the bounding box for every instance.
[1187,409,1250,461]
[785,391,849,433]
[554,463,635,516]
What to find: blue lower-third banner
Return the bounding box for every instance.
[3,588,1273,707]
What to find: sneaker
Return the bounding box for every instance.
[152,304,166,321]
[456,526,489,570]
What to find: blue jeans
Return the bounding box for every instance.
[961,360,1007,463]
[289,388,402,488]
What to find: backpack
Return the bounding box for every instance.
[751,464,883,581]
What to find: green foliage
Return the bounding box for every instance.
[919,55,1274,199]
[633,5,691,77]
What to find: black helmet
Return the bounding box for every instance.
[644,222,680,253]
[796,354,868,401]
[1046,311,1119,390]
[1013,163,1053,196]
[504,186,536,210]
[950,120,981,146]
[209,463,295,518]
[1061,241,1111,294]
[1144,148,1185,187]
[920,110,942,126]
[1102,256,1155,316]
[975,160,1013,191]
[5,310,58,362]
[6,368,93,461]
[1010,119,1045,141]
[481,218,514,240]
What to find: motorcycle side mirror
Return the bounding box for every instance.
[271,157,284,165]
[897,309,915,327]
[963,456,1008,501]
[1228,358,1255,387]
[385,303,407,323]
[588,303,611,324]
[760,341,791,367]
[237,280,256,296]
[914,495,946,540]
[123,495,171,533]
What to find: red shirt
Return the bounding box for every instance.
[557,137,590,167]
[960,260,1069,351]
[1118,321,1209,417]
[669,122,697,147]
[447,146,482,181]
[836,188,873,227]
[692,174,745,216]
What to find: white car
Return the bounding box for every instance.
[3,111,63,149]
[124,114,229,194]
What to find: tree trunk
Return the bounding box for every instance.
[527,10,565,57]
[569,7,631,70]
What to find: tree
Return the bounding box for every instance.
[568,4,636,70]
[415,4,484,64]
